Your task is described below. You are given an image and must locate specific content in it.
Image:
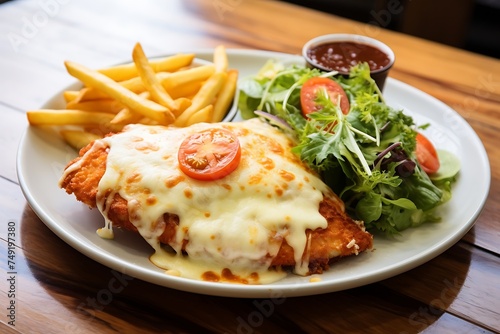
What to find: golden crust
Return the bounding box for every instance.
[61,139,373,275]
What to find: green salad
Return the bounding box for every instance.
[238,60,460,235]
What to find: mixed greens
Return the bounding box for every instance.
[238,61,459,236]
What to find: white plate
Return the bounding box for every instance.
[17,49,490,298]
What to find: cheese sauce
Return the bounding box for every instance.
[63,119,334,283]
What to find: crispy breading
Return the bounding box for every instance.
[61,136,373,275]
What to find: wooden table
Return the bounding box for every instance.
[1,0,499,333]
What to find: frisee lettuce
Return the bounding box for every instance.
[238,60,459,236]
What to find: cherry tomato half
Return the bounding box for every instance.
[415,132,440,174]
[300,77,350,116]
[178,128,241,181]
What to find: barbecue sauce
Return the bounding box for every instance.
[307,41,391,73]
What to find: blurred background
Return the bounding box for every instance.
[0,0,498,58]
[282,0,500,58]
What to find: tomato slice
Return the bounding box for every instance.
[415,132,440,174]
[178,128,241,181]
[300,77,350,116]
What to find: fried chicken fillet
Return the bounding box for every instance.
[60,119,373,279]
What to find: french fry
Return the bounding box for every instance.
[27,109,115,126]
[110,108,144,125]
[173,71,227,127]
[70,87,110,103]
[60,130,102,150]
[28,44,239,150]
[174,97,192,116]
[159,65,215,90]
[69,76,146,102]
[64,61,175,125]
[110,92,150,125]
[98,53,195,81]
[66,99,125,114]
[77,65,215,100]
[113,76,147,94]
[63,90,79,103]
[186,104,213,126]
[168,81,202,100]
[213,45,228,73]
[212,69,238,122]
[110,65,213,94]
[132,42,177,112]
[137,117,160,125]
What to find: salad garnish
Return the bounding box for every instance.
[238,60,460,235]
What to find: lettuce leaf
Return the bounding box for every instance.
[237,61,459,236]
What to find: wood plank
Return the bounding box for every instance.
[459,113,500,255]
[0,105,27,183]
[422,312,495,334]
[381,241,500,332]
[0,323,19,334]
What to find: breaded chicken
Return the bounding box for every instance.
[60,120,373,279]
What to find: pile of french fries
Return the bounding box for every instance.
[27,43,238,150]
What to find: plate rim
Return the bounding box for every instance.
[16,48,491,298]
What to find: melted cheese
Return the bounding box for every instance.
[63,118,334,283]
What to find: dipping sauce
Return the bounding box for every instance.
[306,41,391,74]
